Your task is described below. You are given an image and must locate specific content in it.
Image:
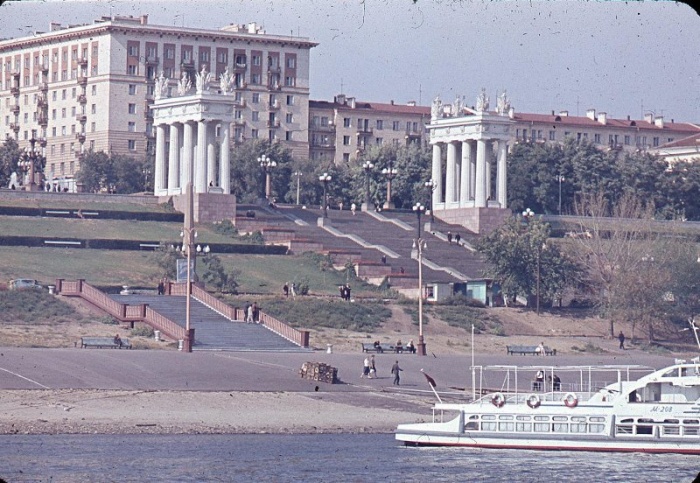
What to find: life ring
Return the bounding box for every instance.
[491,392,506,408]
[563,392,578,408]
[526,393,541,409]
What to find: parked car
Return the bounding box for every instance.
[8,279,43,290]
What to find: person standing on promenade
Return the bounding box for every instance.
[291,282,297,299]
[619,331,626,350]
[283,282,289,298]
[369,355,377,378]
[391,360,403,385]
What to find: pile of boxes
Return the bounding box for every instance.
[299,361,338,384]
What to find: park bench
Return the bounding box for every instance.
[506,345,556,356]
[80,337,132,349]
[360,342,415,354]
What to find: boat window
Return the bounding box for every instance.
[663,425,680,436]
[534,416,549,421]
[552,423,568,433]
[534,423,549,432]
[619,418,634,424]
[590,417,606,422]
[571,417,586,422]
[570,423,587,433]
[498,415,514,420]
[516,422,532,432]
[682,419,699,424]
[552,416,568,422]
[661,368,677,378]
[663,419,679,424]
[636,419,654,435]
[683,426,699,436]
[481,422,496,431]
[468,415,479,420]
[499,422,514,431]
[464,421,479,431]
[482,415,496,420]
[516,415,531,421]
[589,424,605,433]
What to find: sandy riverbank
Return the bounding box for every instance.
[0,389,431,435]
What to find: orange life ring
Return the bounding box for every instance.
[491,392,506,408]
[563,392,578,408]
[526,393,541,409]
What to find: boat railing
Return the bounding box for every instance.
[473,390,599,405]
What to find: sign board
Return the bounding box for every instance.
[176,258,196,283]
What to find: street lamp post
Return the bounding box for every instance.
[179,183,197,353]
[258,154,277,200]
[319,172,332,218]
[413,202,424,239]
[362,161,374,211]
[558,175,565,215]
[413,236,427,356]
[142,166,151,193]
[425,179,436,223]
[18,138,43,191]
[293,171,302,205]
[381,162,398,210]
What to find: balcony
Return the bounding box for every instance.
[40,64,49,74]
[233,119,246,126]
[10,105,20,115]
[78,57,88,68]
[77,76,88,86]
[357,126,373,135]
[9,123,19,132]
[75,132,86,143]
[311,142,335,150]
[268,65,281,74]
[38,82,49,92]
[75,113,87,123]
[37,96,47,108]
[234,98,247,108]
[266,120,280,128]
[310,123,336,132]
[268,100,280,110]
[145,55,159,65]
[11,71,20,79]
[38,113,48,126]
[77,94,87,104]
[234,62,247,71]
[268,83,282,91]
[180,59,195,68]
[10,86,20,96]
[38,138,47,148]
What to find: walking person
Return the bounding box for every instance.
[361,357,371,378]
[351,203,357,216]
[369,354,377,378]
[391,360,403,385]
[618,331,626,350]
[290,282,297,299]
[454,233,461,244]
[283,282,289,298]
[447,231,453,244]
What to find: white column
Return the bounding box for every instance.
[460,140,470,205]
[207,123,217,188]
[195,119,208,193]
[485,141,492,202]
[154,123,166,194]
[168,123,180,194]
[445,142,457,204]
[469,141,477,200]
[497,140,508,208]
[431,143,442,205]
[220,121,231,194]
[182,121,194,189]
[474,139,488,207]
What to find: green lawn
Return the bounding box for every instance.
[0,199,173,213]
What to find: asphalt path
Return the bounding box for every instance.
[0,347,690,398]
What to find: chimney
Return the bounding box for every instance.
[247,22,257,33]
[586,108,596,120]
[335,94,345,105]
[627,115,631,121]
[644,113,654,123]
[598,112,607,125]
[348,97,356,109]
[559,110,569,117]
[407,100,416,107]
[50,22,62,31]
[654,116,664,128]
[508,106,515,119]
[390,100,394,105]
[140,14,148,25]
[551,110,555,116]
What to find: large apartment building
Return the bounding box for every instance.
[0,15,315,190]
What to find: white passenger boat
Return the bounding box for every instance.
[396,360,700,454]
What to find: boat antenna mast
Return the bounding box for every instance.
[688,318,700,352]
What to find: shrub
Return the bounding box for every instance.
[260,298,391,331]
[0,290,78,324]
[131,325,155,337]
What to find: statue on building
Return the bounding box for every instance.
[219,67,233,94]
[496,90,511,115]
[476,88,490,112]
[195,64,212,94]
[177,72,192,96]
[431,95,442,120]
[154,71,168,100]
[452,95,463,117]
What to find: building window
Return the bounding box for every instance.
[127,65,138,75]
[344,118,351,128]
[252,93,260,104]
[284,76,295,87]
[624,135,631,145]
[62,89,67,100]
[252,111,259,121]
[343,153,350,162]
[286,95,294,106]
[72,87,76,98]
[285,131,292,141]
[89,140,95,150]
[166,47,175,60]
[60,144,65,154]
[91,122,96,132]
[286,57,295,68]
[91,104,97,114]
[128,45,139,57]
[217,51,228,63]
[376,120,383,130]
[128,139,136,150]
[376,137,383,145]
[71,107,76,117]
[252,55,261,66]
[285,113,293,123]
[61,108,66,118]
[235,110,243,119]
[251,128,258,139]
[61,126,66,136]
[51,145,55,155]
[343,135,350,146]
[392,121,400,131]
[52,109,57,120]
[549,130,556,141]
[653,137,659,147]
[52,127,57,137]
[128,84,136,95]
[251,74,261,85]
[128,121,136,132]
[71,124,75,134]
[128,103,136,114]
[92,85,97,95]
[594,133,601,143]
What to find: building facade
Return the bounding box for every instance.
[0,15,315,191]
[308,94,430,165]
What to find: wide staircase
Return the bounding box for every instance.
[268,204,488,284]
[110,294,306,352]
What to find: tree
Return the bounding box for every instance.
[76,151,148,193]
[228,140,295,203]
[199,254,240,293]
[476,214,581,308]
[0,138,22,188]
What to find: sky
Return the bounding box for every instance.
[1,0,698,123]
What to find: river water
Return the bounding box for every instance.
[0,433,697,482]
